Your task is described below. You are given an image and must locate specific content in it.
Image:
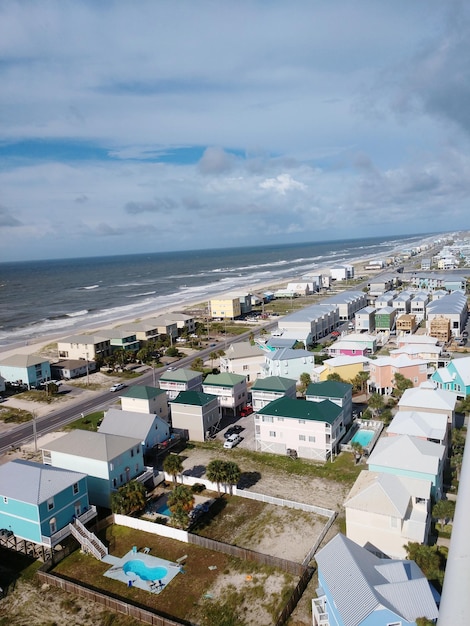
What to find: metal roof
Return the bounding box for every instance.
[0,459,86,505]
[41,430,142,461]
[257,396,341,424]
[203,372,246,387]
[159,368,203,383]
[387,410,448,441]
[251,376,297,392]
[99,408,165,441]
[170,390,217,406]
[306,380,352,398]
[367,434,445,475]
[315,534,438,626]
[122,385,166,400]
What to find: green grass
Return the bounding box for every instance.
[0,407,33,423]
[65,411,104,431]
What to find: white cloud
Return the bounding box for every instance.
[259,174,307,195]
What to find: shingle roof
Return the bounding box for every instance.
[121,385,166,400]
[0,459,86,504]
[315,534,438,626]
[257,397,341,424]
[251,376,297,392]
[41,430,142,461]
[99,408,165,440]
[387,410,448,441]
[0,353,49,367]
[170,391,217,406]
[399,382,457,411]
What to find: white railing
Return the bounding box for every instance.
[69,517,108,560]
[41,506,98,547]
[312,597,330,626]
[77,505,98,525]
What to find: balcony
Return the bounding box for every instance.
[42,505,98,547]
[312,596,330,626]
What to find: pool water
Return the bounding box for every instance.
[351,429,374,448]
[156,503,171,516]
[123,560,168,581]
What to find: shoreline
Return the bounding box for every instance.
[0,255,375,362]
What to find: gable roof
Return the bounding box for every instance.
[224,342,264,359]
[170,390,218,407]
[315,534,438,626]
[399,381,457,411]
[367,434,445,475]
[251,376,297,392]
[41,430,142,461]
[0,459,86,504]
[121,385,166,400]
[257,396,341,424]
[387,410,448,441]
[264,348,313,362]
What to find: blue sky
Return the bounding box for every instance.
[1,0,470,261]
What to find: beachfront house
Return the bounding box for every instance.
[219,341,265,381]
[399,381,457,427]
[209,296,241,319]
[271,304,339,346]
[0,354,51,389]
[312,355,370,383]
[260,348,315,382]
[367,354,428,396]
[250,376,297,411]
[344,471,432,559]
[306,380,353,427]
[98,408,170,455]
[120,385,169,422]
[144,316,179,342]
[0,459,95,548]
[120,320,160,342]
[158,369,203,400]
[97,329,140,352]
[160,312,196,335]
[202,372,248,414]
[169,391,220,441]
[367,434,445,500]
[312,534,439,626]
[57,334,112,361]
[41,430,145,508]
[50,359,97,380]
[255,396,344,461]
[432,355,470,401]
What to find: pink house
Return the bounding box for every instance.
[368,354,429,395]
[327,340,369,357]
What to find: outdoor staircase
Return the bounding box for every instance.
[69,518,108,560]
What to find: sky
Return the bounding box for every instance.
[1,0,470,261]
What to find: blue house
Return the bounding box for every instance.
[0,460,95,547]
[41,430,146,508]
[431,355,470,400]
[313,533,439,626]
[0,354,51,388]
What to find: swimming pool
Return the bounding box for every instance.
[123,559,168,581]
[155,503,171,517]
[351,429,374,448]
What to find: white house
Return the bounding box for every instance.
[120,385,169,422]
[261,348,315,382]
[169,391,220,441]
[98,408,170,454]
[250,376,297,411]
[345,470,432,559]
[255,396,344,461]
[219,342,265,382]
[387,410,448,449]
[158,369,203,400]
[57,334,111,361]
[398,381,457,428]
[202,373,248,414]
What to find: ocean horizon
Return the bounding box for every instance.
[0,233,438,348]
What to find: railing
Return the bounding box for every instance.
[69,518,107,560]
[41,506,98,547]
[312,596,330,626]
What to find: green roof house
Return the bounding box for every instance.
[159,368,203,400]
[202,373,248,414]
[255,396,344,461]
[170,391,220,441]
[121,385,169,421]
[306,380,353,427]
[251,376,297,411]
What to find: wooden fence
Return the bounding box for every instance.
[275,566,315,626]
[37,570,189,626]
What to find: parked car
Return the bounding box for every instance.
[224,425,243,439]
[109,383,125,392]
[331,330,341,337]
[223,434,242,449]
[240,405,253,417]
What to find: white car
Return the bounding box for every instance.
[109,383,125,392]
[223,434,242,449]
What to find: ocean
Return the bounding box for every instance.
[0,234,432,348]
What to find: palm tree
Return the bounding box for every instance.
[209,351,218,369]
[110,480,146,515]
[167,484,195,513]
[163,454,184,484]
[206,459,226,496]
[222,461,241,495]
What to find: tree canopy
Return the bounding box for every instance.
[111,480,146,515]
[163,454,184,484]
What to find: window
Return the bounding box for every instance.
[277,417,284,422]
[73,482,79,495]
[298,419,306,425]
[113,478,117,488]
[135,463,139,472]
[308,436,316,443]
[299,434,306,441]
[131,448,134,457]
[269,431,276,438]
[243,365,249,371]
[47,498,54,511]
[120,474,123,484]
[263,416,274,423]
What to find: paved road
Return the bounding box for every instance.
[0,321,278,455]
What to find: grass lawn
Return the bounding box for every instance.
[0,407,33,424]
[65,411,104,431]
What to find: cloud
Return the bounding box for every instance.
[124,198,178,214]
[198,147,236,175]
[259,174,307,195]
[0,205,22,227]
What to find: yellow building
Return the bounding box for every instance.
[209,296,241,319]
[318,356,369,383]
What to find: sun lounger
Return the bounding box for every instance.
[143,547,150,554]
[176,554,187,564]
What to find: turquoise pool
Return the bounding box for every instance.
[351,429,374,448]
[155,502,171,516]
[123,559,168,581]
